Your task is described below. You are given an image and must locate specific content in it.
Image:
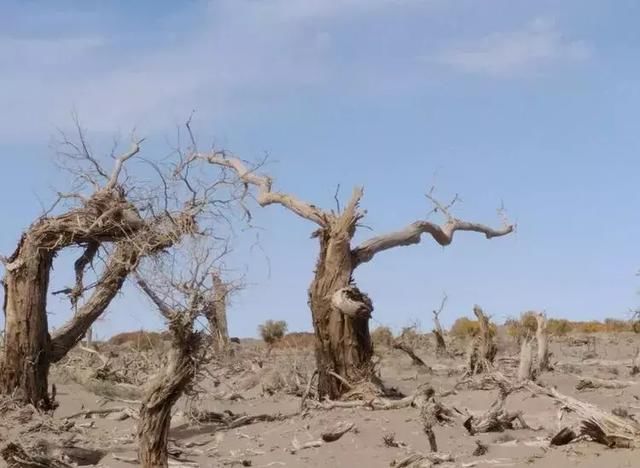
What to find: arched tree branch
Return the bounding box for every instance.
[194,153,328,226]
[352,217,513,266]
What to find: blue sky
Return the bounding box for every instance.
[1,0,639,338]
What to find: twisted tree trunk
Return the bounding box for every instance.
[309,225,373,399]
[138,344,197,468]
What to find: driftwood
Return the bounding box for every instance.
[527,381,640,448]
[307,384,454,412]
[290,421,355,454]
[550,427,577,446]
[463,381,532,434]
[575,377,636,391]
[321,421,356,442]
[391,452,454,467]
[393,341,431,370]
[189,409,292,430]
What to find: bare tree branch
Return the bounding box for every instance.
[105,139,144,189]
[352,200,514,267]
[134,273,174,320]
[195,153,328,226]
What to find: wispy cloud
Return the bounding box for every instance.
[435,18,590,77]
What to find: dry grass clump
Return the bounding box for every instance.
[259,320,288,346]
[450,317,497,340]
[371,326,394,348]
[547,319,572,336]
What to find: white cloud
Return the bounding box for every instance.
[435,18,590,77]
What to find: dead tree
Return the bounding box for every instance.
[193,152,513,398]
[135,243,224,468]
[517,337,534,381]
[0,128,224,409]
[432,294,448,357]
[535,312,550,373]
[204,272,231,353]
[466,306,498,375]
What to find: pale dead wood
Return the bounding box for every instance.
[463,381,532,434]
[299,369,319,413]
[432,294,448,357]
[66,406,134,419]
[353,191,512,266]
[465,306,497,376]
[527,380,640,447]
[535,312,550,373]
[393,341,431,370]
[194,152,327,225]
[290,421,355,454]
[517,338,534,382]
[631,347,640,376]
[575,376,636,391]
[391,451,454,467]
[321,421,356,442]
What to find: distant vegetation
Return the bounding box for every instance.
[259,320,288,346]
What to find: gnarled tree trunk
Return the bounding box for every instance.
[0,237,54,409]
[138,344,197,468]
[135,272,206,468]
[308,202,373,399]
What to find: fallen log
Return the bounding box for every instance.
[575,377,635,391]
[527,381,640,448]
[393,341,431,370]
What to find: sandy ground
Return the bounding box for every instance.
[2,332,640,467]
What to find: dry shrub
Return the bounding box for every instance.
[371,326,394,348]
[547,319,572,336]
[273,332,315,350]
[505,311,538,342]
[259,320,288,346]
[450,317,496,340]
[108,330,169,350]
[604,318,632,333]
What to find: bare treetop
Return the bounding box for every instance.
[189,150,513,268]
